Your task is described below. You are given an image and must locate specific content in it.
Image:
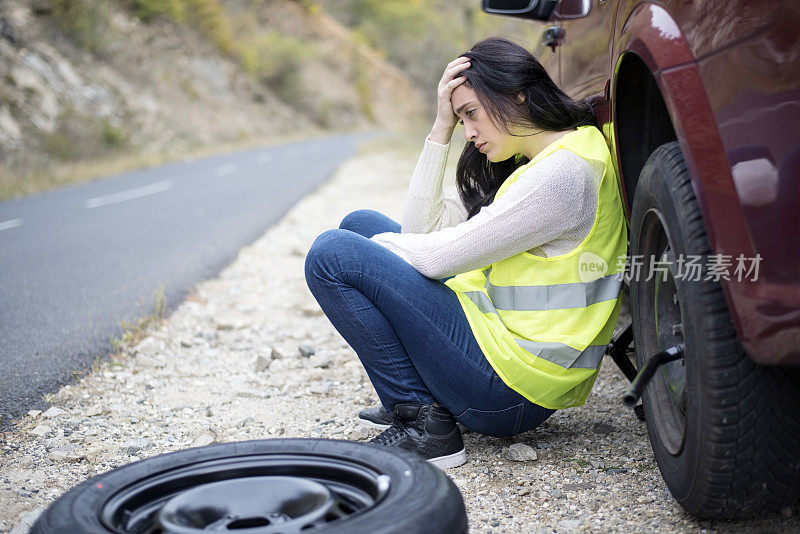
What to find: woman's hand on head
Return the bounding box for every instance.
[434,57,470,133]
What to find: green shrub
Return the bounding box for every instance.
[42,129,77,160]
[101,121,127,148]
[351,61,374,121]
[128,0,185,22]
[237,31,318,105]
[49,0,116,56]
[126,0,235,56]
[42,107,129,160]
[182,0,236,56]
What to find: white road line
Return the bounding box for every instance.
[86,180,173,209]
[256,153,272,165]
[215,163,238,176]
[0,218,23,231]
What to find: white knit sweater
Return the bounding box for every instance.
[370,138,604,280]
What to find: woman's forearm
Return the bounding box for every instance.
[401,136,468,234]
[428,122,455,145]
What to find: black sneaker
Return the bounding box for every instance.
[358,405,395,430]
[369,404,466,469]
[360,404,469,433]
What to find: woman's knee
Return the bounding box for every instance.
[339,209,399,238]
[339,209,383,231]
[305,229,350,281]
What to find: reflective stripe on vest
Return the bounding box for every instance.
[460,272,616,370]
[465,269,621,312]
[514,340,607,370]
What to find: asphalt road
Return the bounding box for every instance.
[0,133,371,427]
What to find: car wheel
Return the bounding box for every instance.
[630,142,800,518]
[31,438,468,533]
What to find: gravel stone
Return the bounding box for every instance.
[559,519,582,530]
[47,449,84,463]
[83,405,107,417]
[134,336,161,355]
[41,407,67,419]
[309,383,331,395]
[505,443,538,462]
[237,417,255,428]
[191,433,216,448]
[309,355,332,369]
[350,427,371,441]
[123,438,153,455]
[28,425,51,438]
[298,344,315,358]
[236,389,267,399]
[254,355,271,373]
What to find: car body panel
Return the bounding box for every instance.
[543,1,800,364]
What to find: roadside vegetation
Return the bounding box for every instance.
[108,287,167,358]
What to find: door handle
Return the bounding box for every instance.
[542,26,565,52]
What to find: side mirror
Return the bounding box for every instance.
[482,0,559,21]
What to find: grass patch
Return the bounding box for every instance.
[350,60,375,121]
[236,30,319,106]
[125,0,236,56]
[101,121,128,148]
[47,0,118,57]
[109,287,167,355]
[40,106,131,161]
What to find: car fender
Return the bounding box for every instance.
[610,4,797,364]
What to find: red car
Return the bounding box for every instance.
[484,0,800,519]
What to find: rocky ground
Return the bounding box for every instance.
[1,140,799,533]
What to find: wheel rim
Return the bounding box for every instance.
[99,453,391,533]
[639,208,687,456]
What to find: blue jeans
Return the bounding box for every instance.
[304,209,554,437]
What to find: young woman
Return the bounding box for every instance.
[305,37,627,468]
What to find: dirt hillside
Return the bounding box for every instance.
[0,0,426,199]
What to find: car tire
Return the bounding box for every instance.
[31,438,468,533]
[630,142,800,518]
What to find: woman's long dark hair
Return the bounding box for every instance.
[456,37,596,218]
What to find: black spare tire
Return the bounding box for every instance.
[630,142,800,518]
[31,438,468,533]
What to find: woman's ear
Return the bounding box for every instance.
[516,92,525,103]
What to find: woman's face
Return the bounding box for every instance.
[451,84,521,162]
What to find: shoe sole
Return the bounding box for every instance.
[428,448,467,469]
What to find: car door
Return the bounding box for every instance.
[555,0,617,100]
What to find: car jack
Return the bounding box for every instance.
[606,322,636,382]
[623,344,685,407]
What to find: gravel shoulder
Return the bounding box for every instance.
[1,138,798,533]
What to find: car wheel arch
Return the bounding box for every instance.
[612,51,677,212]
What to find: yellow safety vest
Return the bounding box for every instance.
[445,125,628,409]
